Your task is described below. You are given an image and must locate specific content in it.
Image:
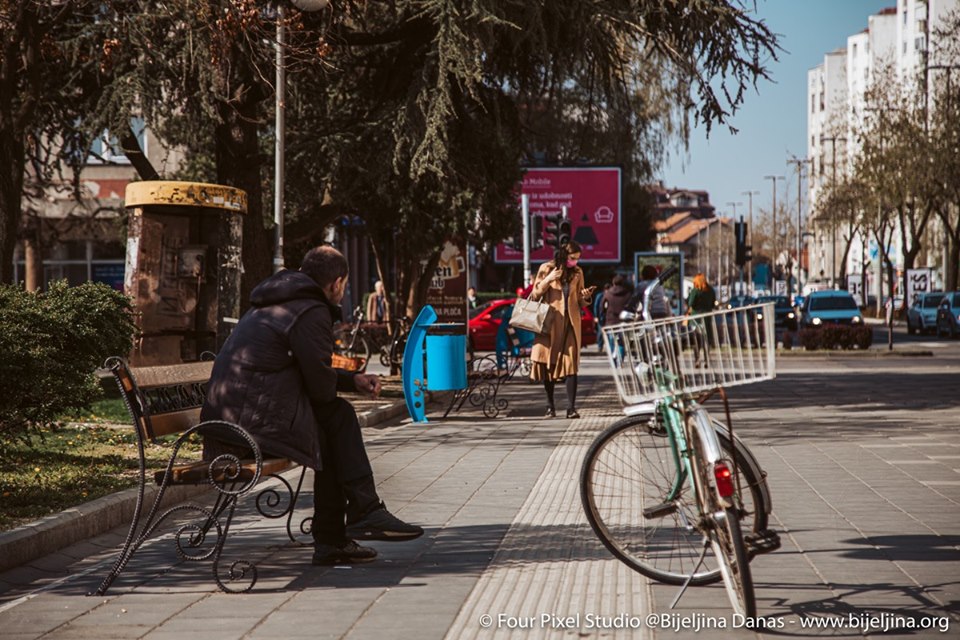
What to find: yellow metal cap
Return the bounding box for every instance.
[125,181,247,213]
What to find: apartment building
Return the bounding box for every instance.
[805,0,958,299]
[13,123,184,291]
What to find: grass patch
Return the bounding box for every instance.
[0,424,202,532]
[60,397,131,424]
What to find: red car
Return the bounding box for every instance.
[468,298,597,351]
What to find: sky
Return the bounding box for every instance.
[659,0,894,225]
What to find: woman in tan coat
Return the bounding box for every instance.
[529,241,596,418]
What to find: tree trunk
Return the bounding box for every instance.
[948,230,960,291]
[215,93,270,311]
[0,135,25,284]
[400,250,440,320]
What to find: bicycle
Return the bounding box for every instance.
[581,267,780,618]
[379,316,411,372]
[333,306,371,371]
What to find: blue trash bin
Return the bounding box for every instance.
[425,323,467,391]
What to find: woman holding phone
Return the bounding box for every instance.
[529,240,596,418]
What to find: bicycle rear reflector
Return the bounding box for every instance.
[714,462,735,498]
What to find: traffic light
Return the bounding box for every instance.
[543,213,572,251]
[530,215,544,250]
[734,220,751,267]
[543,213,562,250]
[558,218,572,247]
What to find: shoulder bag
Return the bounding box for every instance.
[510,290,552,334]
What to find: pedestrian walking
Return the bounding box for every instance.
[467,286,478,309]
[201,246,423,567]
[686,273,717,365]
[366,280,389,324]
[529,241,596,419]
[593,283,611,352]
[686,273,717,315]
[629,264,673,319]
[602,274,634,325]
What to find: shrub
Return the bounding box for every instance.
[782,331,794,350]
[0,281,137,444]
[797,324,873,351]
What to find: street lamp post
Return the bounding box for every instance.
[273,0,331,273]
[787,157,810,296]
[742,190,759,293]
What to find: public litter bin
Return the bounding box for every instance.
[425,323,467,391]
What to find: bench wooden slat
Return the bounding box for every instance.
[130,361,214,389]
[153,457,294,485]
[145,407,203,438]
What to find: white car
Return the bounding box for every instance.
[906,292,944,335]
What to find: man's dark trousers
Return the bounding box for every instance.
[310,398,375,545]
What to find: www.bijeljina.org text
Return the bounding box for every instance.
[480,612,950,633]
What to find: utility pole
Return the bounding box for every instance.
[819,136,845,288]
[764,175,785,287]
[742,190,759,294]
[786,157,811,296]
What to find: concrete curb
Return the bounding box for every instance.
[776,348,935,357]
[0,399,409,573]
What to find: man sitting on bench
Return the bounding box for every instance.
[201,245,423,566]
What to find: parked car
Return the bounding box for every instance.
[756,295,798,331]
[725,295,756,310]
[906,291,944,335]
[468,298,597,351]
[935,291,960,338]
[799,290,863,328]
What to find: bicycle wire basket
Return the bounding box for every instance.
[602,303,776,406]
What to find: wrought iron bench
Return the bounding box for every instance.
[93,357,310,595]
[443,324,531,419]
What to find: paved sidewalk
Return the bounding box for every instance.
[1,353,958,639]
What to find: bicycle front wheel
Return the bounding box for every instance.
[581,414,713,585]
[580,413,766,586]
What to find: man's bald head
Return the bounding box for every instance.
[301,245,348,288]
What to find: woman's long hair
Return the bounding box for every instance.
[693,273,710,291]
[553,241,583,284]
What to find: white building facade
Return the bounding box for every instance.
[806,0,958,303]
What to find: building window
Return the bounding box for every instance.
[820,92,825,111]
[86,117,146,165]
[852,43,858,57]
[811,94,816,113]
[915,36,925,51]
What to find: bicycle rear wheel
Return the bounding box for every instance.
[710,508,756,618]
[580,413,765,586]
[688,421,756,617]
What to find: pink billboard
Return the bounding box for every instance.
[494,167,621,263]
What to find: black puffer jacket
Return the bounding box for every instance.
[602,284,634,323]
[201,270,356,470]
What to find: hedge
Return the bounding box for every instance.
[797,325,873,350]
[0,281,137,443]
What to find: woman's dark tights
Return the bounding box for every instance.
[543,374,578,411]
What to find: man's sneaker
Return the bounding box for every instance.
[312,540,378,565]
[346,506,424,541]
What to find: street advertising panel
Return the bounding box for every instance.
[774,280,787,297]
[847,273,864,306]
[634,251,684,316]
[906,268,932,309]
[494,167,621,263]
[424,237,469,334]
